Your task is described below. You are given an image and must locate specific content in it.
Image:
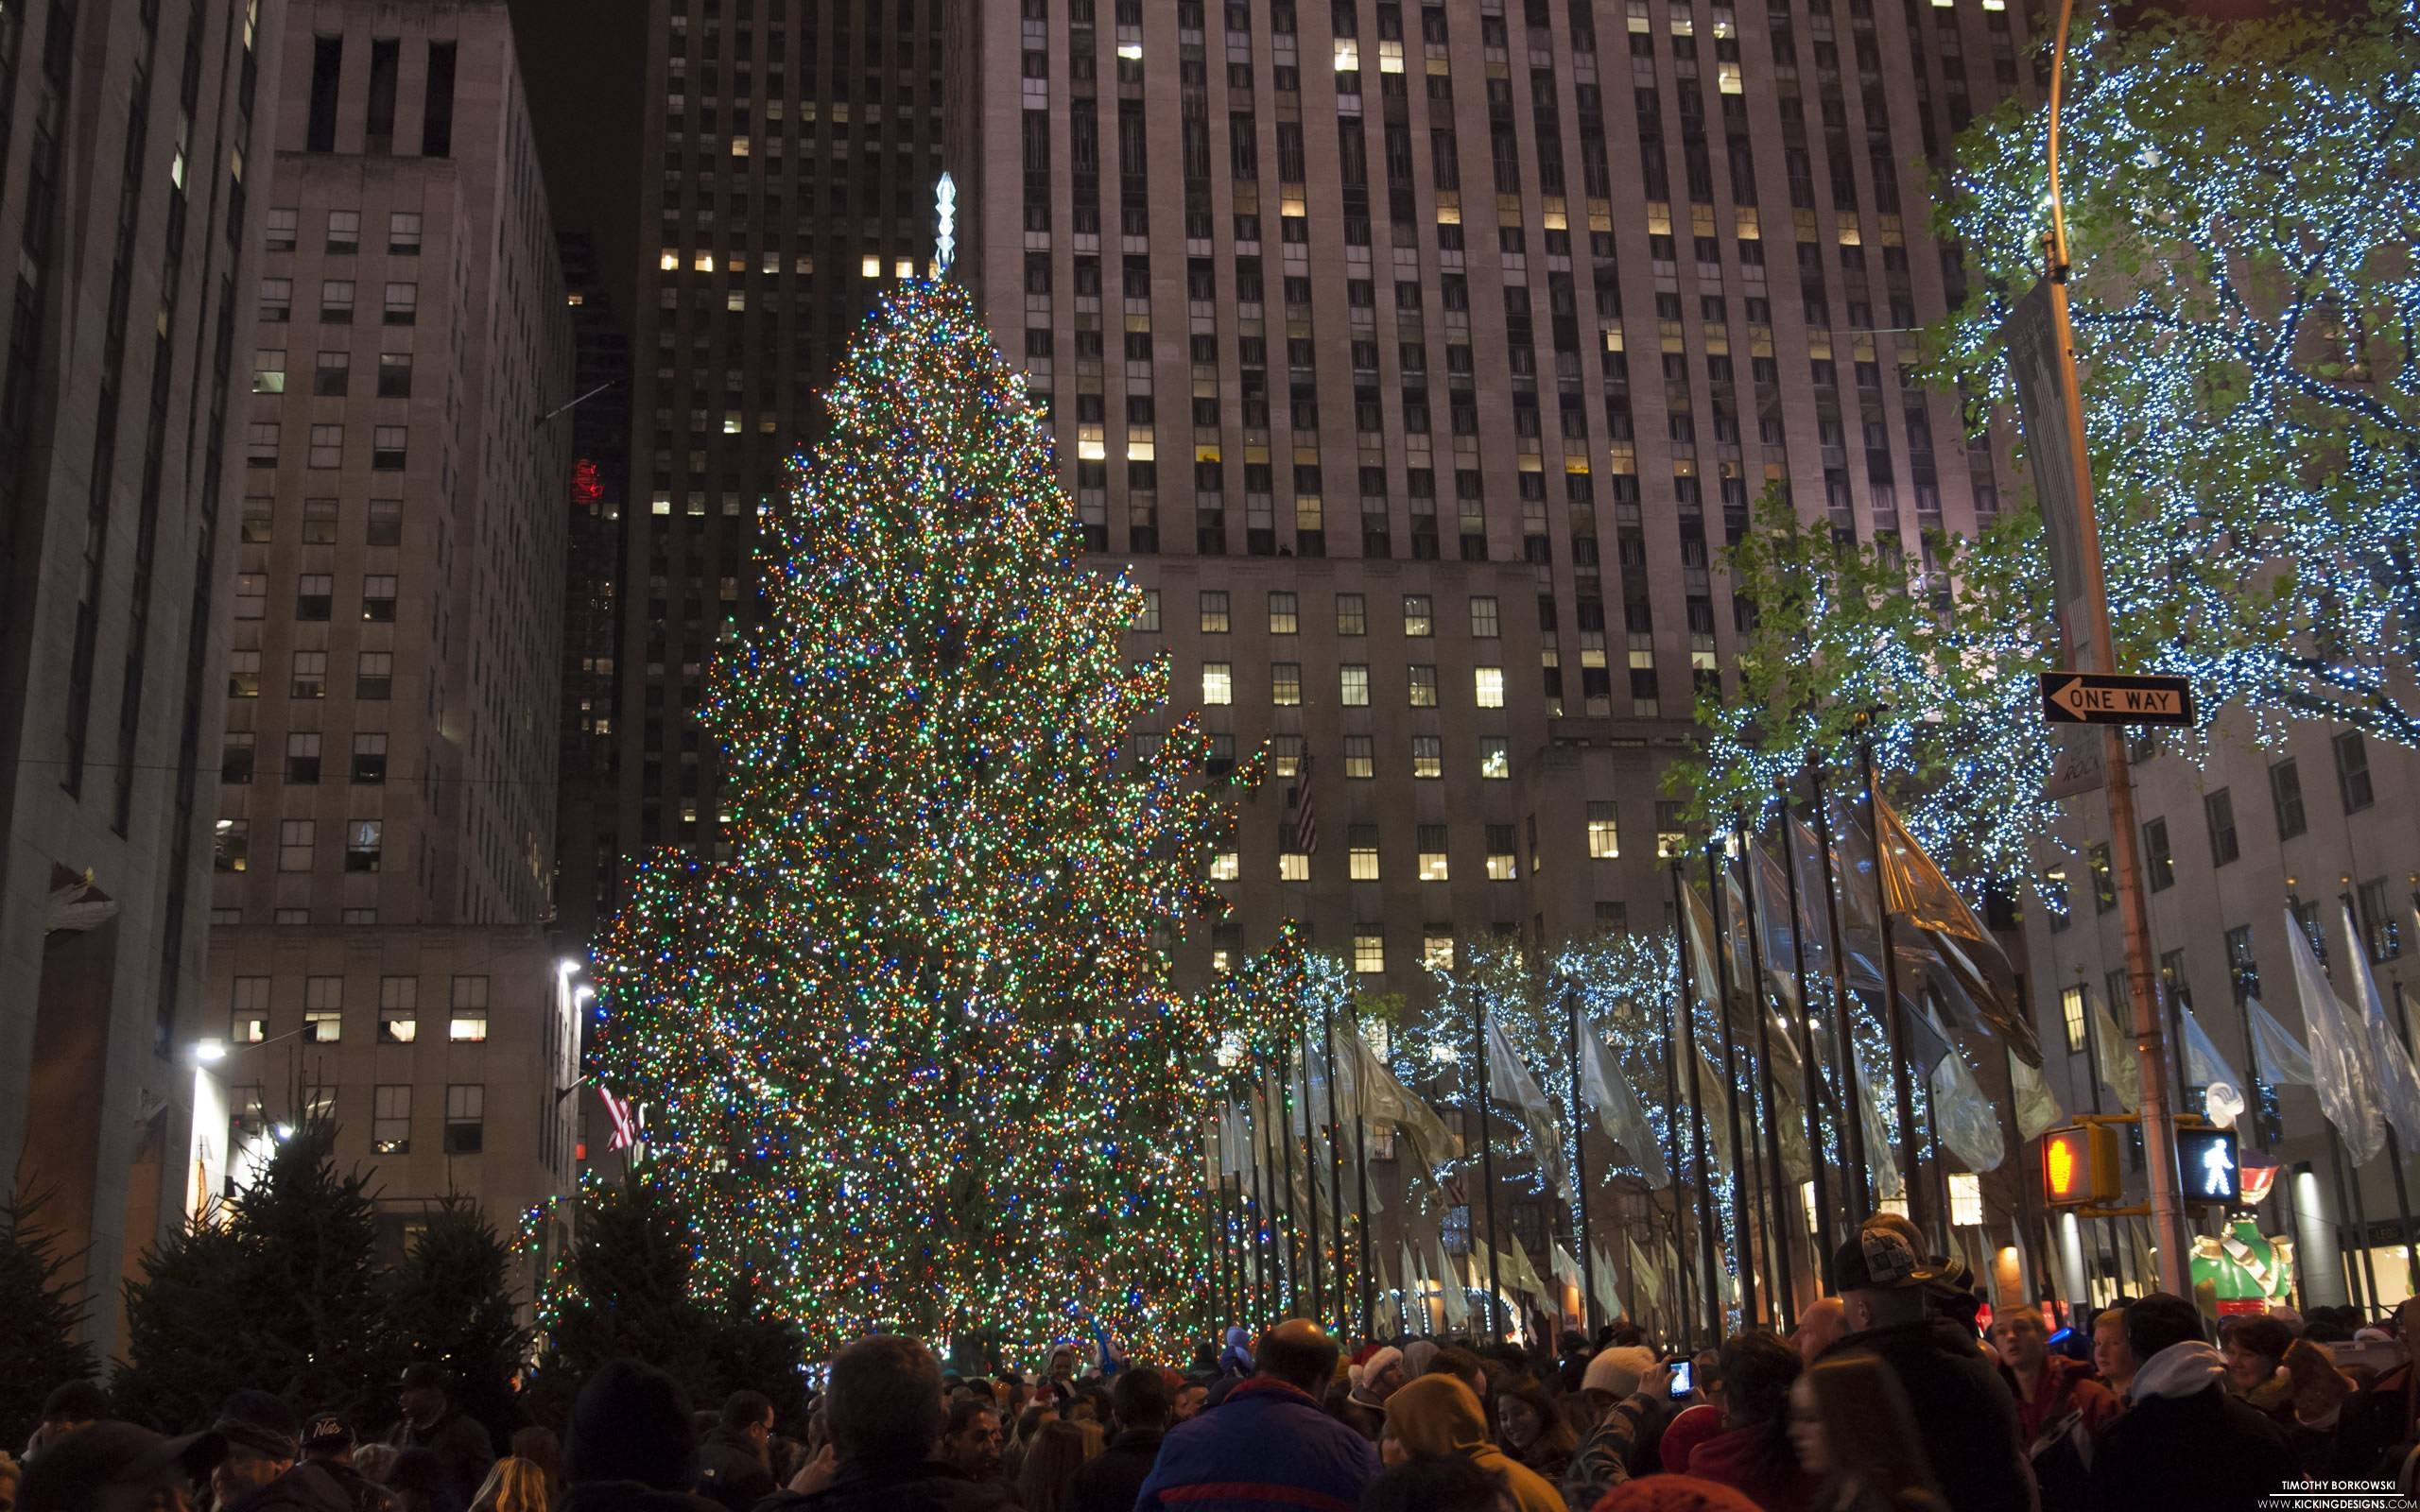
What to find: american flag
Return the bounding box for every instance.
[1291,755,1318,854]
[600,1088,639,1151]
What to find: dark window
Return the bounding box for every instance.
[377,352,412,398]
[2086,843,2117,912]
[2334,731,2374,813]
[422,42,458,157]
[2204,788,2238,867]
[2270,758,2307,838]
[2142,818,2174,892]
[306,36,342,152]
[2225,925,2259,1006]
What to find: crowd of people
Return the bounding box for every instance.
[9,1211,2413,1512]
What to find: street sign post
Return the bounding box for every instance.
[2038,671,2197,727]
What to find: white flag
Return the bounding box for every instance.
[1428,1232,1470,1328]
[1916,997,2005,1171]
[1590,1243,1624,1322]
[2090,988,2142,1113]
[1487,1016,1574,1201]
[2287,907,2385,1163]
[1852,1039,1905,1200]
[1578,1014,1672,1187]
[2246,996,2316,1087]
[2177,1000,2248,1130]
[2010,1050,2066,1140]
[2342,902,2420,1149]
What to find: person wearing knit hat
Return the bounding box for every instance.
[1564,1345,1678,1509]
[1339,1346,1404,1442]
[1400,1338,1440,1382]
[209,1414,354,1512]
[1588,1476,1763,1512]
[1379,1374,1562,1512]
[1582,1345,1658,1404]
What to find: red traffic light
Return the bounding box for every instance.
[2042,1125,2120,1208]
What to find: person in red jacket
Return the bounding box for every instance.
[1990,1308,2118,1444]
[1682,1333,1820,1512]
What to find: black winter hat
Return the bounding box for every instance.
[21,1422,226,1512]
[563,1357,701,1491]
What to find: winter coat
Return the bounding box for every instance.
[387,1407,495,1506]
[224,1463,359,1512]
[2091,1341,2299,1512]
[1064,1426,1163,1512]
[752,1455,1018,1512]
[1682,1422,1820,1512]
[2337,1361,2419,1479]
[558,1482,726,1512]
[1653,1404,1722,1475]
[1219,1327,1254,1378]
[1134,1376,1378,1512]
[1560,1390,1661,1511]
[2014,1356,2121,1444]
[1823,1317,2031,1512]
[1381,1376,1563,1512]
[695,1427,778,1512]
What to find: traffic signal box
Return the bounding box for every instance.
[2041,1124,2122,1208]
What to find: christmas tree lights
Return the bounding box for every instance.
[590,281,1297,1358]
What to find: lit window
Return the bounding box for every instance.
[732,134,751,156]
[1403,594,1434,636]
[1418,825,1450,882]
[724,412,742,434]
[232,977,269,1041]
[1268,592,1300,634]
[1349,825,1380,882]
[1201,662,1233,705]
[2061,985,2087,1053]
[1354,932,1386,974]
[215,818,250,873]
[1486,825,1519,880]
[895,258,915,278]
[252,349,285,393]
[1479,738,1510,779]
[373,1085,411,1153]
[1208,851,1239,881]
[1343,736,1374,777]
[1408,665,1438,707]
[726,290,747,311]
[345,819,383,872]
[1134,588,1162,632]
[449,977,490,1042]
[1199,591,1231,632]
[695,251,715,271]
[862,255,882,277]
[304,976,343,1042]
[1412,737,1443,778]
[1475,667,1505,707]
[1269,734,1304,778]
[1423,930,1456,971]
[1588,801,1620,859]
[1340,665,1370,706]
[1279,851,1310,882]
[1336,593,1367,635]
[1271,662,1301,706]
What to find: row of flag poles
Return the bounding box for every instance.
[1195,743,2420,1345]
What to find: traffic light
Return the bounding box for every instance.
[2176,1125,2242,1207]
[2041,1124,2121,1207]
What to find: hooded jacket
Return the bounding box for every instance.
[2092,1341,2298,1512]
[1681,1422,1819,1512]
[694,1426,776,1512]
[386,1406,494,1506]
[1065,1425,1165,1512]
[1383,1375,1564,1512]
[1824,1316,2030,1512]
[1219,1327,1254,1377]
[1135,1376,1379,1512]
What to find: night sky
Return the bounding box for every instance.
[508,0,643,335]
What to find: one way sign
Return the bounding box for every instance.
[2039,671,2197,728]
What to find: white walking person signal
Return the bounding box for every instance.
[2200,1139,2235,1199]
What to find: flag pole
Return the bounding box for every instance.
[1564,976,1597,1332]
[1249,1091,1274,1320]
[1271,1055,1303,1310]
[1807,760,1872,1219]
[1703,843,1762,1326]
[1350,1005,1376,1343]
[1296,1032,1325,1322]
[1858,726,1934,1250]
[1670,859,1718,1345]
[1474,990,1506,1345]
[1659,888,1697,1346]
[1320,1000,1350,1335]
[1737,813,1798,1328]
[1775,784,1839,1273]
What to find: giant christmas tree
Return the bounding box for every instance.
[593,279,1282,1357]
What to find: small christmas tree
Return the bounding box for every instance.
[594,279,1274,1356]
[0,1189,98,1452]
[381,1196,525,1445]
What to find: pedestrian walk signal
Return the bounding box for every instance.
[2041,1125,2120,1208]
[2176,1126,2242,1207]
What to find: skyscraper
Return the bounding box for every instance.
[199,0,579,1264]
[950,0,2043,995]
[0,0,282,1353]
[616,0,950,861]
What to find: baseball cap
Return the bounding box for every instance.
[1830,1222,1938,1293]
[302,1410,355,1454]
